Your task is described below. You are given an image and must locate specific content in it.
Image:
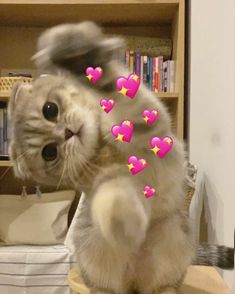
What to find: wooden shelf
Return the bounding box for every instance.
[0,1,179,26]
[0,92,9,102]
[0,161,12,167]
[0,92,179,102]
[157,92,178,99]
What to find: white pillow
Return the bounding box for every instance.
[0,190,76,245]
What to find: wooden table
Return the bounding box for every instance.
[68,266,231,294]
[180,266,231,294]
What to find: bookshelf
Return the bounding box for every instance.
[0,161,12,167]
[0,0,185,170]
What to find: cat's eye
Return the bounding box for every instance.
[43,102,58,121]
[42,143,58,161]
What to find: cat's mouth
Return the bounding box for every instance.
[65,124,84,145]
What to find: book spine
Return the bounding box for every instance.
[125,50,130,69]
[152,57,156,92]
[129,50,134,73]
[158,56,163,92]
[154,57,159,93]
[3,108,7,155]
[143,56,148,86]
[163,61,168,92]
[140,55,144,82]
[135,52,141,76]
[147,56,150,89]
[170,60,175,92]
[149,57,153,90]
[7,114,11,141]
[0,108,3,155]
[167,60,171,92]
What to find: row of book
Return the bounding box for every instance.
[124,50,175,93]
[0,103,10,157]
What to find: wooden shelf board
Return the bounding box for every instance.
[157,92,178,99]
[0,1,179,26]
[0,92,10,102]
[0,161,12,167]
[0,92,179,101]
[0,0,180,4]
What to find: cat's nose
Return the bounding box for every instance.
[65,128,74,140]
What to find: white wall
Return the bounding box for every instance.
[189,0,235,288]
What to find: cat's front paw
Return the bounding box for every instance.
[33,21,124,76]
[92,187,148,253]
[33,21,103,72]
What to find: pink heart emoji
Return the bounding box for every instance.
[142,109,159,126]
[111,120,134,143]
[100,99,115,113]
[144,186,157,198]
[127,156,147,175]
[85,66,103,84]
[150,136,174,158]
[116,73,140,99]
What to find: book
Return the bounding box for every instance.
[129,50,134,73]
[123,50,174,93]
[158,56,164,92]
[154,57,160,93]
[0,104,11,156]
[149,57,153,90]
[170,60,175,92]
[143,56,148,86]
[152,57,156,92]
[134,52,141,76]
[163,61,168,92]
[140,55,144,81]
[0,108,3,155]
[125,50,130,69]
[146,56,150,88]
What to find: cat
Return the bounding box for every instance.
[8,22,233,294]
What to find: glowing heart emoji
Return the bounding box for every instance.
[150,136,174,158]
[142,109,159,126]
[111,120,134,143]
[85,66,103,84]
[144,186,156,199]
[127,156,147,175]
[116,73,140,99]
[100,99,115,113]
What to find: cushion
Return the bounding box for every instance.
[0,190,75,245]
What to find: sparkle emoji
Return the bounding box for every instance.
[111,120,134,143]
[150,136,174,158]
[127,156,147,175]
[142,109,159,126]
[116,73,140,99]
[100,99,115,113]
[85,66,103,84]
[144,186,157,198]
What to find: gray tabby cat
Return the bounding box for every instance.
[8,22,233,294]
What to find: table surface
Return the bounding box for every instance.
[180,266,231,294]
[68,266,232,294]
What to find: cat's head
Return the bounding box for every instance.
[8,75,99,188]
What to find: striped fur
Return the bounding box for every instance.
[194,244,234,269]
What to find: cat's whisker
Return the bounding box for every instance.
[56,154,68,190]
[0,149,31,182]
